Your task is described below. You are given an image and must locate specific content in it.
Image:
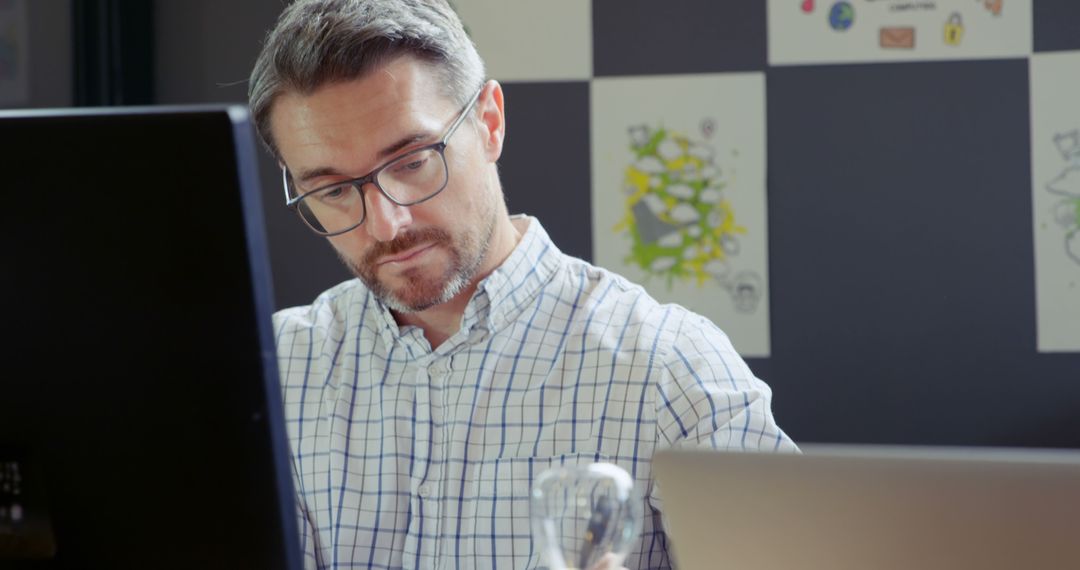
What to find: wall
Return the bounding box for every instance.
[152,0,1080,448]
[154,0,352,310]
[14,0,72,108]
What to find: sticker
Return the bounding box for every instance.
[769,0,1031,66]
[592,73,772,355]
[1029,51,1080,352]
[979,0,1004,16]
[880,26,915,49]
[1046,130,1080,264]
[829,1,855,31]
[944,12,964,46]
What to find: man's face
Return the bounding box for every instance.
[269,57,502,312]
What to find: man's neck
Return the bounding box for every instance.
[392,216,526,349]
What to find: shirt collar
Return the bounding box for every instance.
[371,215,562,354]
[462,215,561,336]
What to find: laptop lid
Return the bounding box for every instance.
[653,445,1080,570]
[0,106,302,569]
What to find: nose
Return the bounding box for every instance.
[363,183,412,242]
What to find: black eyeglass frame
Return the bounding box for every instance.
[281,84,484,237]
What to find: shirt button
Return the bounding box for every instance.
[417,484,432,498]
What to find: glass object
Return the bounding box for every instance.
[530,462,643,570]
[281,85,483,236]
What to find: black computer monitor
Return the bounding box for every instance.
[0,106,302,570]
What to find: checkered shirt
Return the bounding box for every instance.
[274,216,796,570]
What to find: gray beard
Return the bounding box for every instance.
[377,264,471,314]
[341,212,498,314]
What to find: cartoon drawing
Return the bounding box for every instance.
[944,12,964,46]
[1029,52,1078,352]
[1046,129,1080,265]
[828,1,854,31]
[731,271,764,313]
[616,123,760,311]
[979,0,1004,16]
[592,73,771,354]
[880,27,915,49]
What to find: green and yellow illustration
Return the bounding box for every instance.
[616,125,745,288]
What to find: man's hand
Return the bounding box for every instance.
[589,552,629,570]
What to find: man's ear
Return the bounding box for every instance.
[475,79,505,163]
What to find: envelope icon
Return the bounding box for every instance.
[880,26,915,49]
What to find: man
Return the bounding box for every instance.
[249,1,797,568]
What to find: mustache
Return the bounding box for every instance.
[362,227,451,267]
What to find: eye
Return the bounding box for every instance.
[399,158,426,172]
[316,185,349,203]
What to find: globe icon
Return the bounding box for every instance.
[829,1,854,31]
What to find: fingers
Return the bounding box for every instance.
[588,552,628,570]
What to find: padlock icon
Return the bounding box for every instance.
[944,12,964,46]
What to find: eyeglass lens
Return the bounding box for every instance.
[295,147,449,235]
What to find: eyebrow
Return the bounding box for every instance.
[294,132,432,185]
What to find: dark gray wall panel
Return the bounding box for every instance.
[153,0,353,310]
[499,82,593,261]
[593,0,766,77]
[1034,0,1080,52]
[764,60,1080,447]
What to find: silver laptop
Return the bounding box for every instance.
[653,445,1080,570]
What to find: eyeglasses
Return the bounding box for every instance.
[282,86,483,236]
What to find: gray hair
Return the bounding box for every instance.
[248,0,485,159]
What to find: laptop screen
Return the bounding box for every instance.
[0,107,301,569]
[654,446,1080,570]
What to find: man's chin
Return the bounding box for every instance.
[382,296,439,314]
[340,240,478,313]
[360,269,448,313]
[345,258,431,302]
[378,284,450,313]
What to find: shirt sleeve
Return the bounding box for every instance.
[295,480,322,570]
[646,312,798,550]
[275,306,325,569]
[652,312,797,453]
